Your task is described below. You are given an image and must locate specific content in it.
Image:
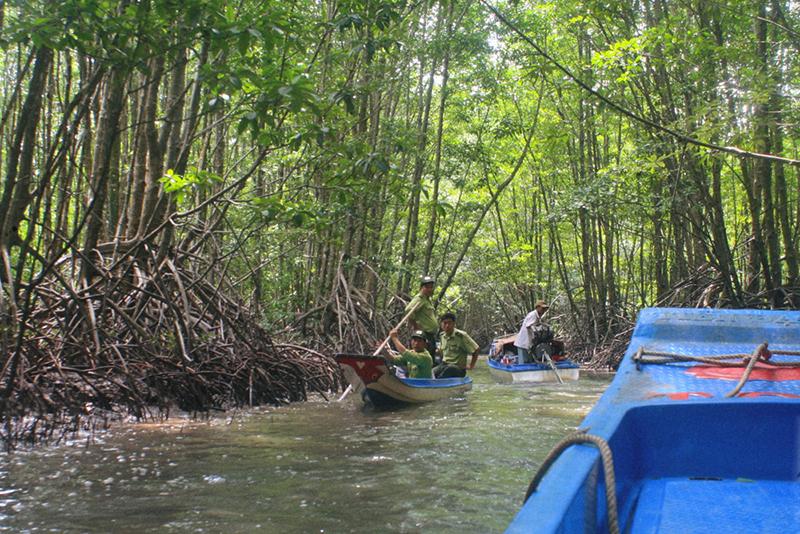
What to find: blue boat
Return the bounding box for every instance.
[508,307,800,533]
[489,333,580,384]
[335,353,472,408]
[487,357,580,384]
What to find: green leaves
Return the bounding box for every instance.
[334,14,365,31]
[251,196,319,229]
[591,36,645,84]
[160,168,222,204]
[271,75,319,113]
[332,87,357,115]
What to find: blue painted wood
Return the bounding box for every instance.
[487,359,580,373]
[506,308,800,534]
[362,376,472,408]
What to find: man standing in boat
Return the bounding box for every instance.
[513,300,550,364]
[433,312,479,378]
[405,275,439,360]
[388,329,434,379]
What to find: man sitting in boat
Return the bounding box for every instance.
[433,312,479,378]
[404,275,439,360]
[388,329,434,379]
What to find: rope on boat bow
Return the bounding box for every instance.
[521,344,800,533]
[633,343,800,397]
[524,430,620,534]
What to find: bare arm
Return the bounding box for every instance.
[389,329,407,354]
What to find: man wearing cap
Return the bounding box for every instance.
[513,300,550,364]
[405,275,439,358]
[388,328,434,379]
[433,312,479,378]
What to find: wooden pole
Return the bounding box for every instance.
[338,303,422,401]
[541,347,563,384]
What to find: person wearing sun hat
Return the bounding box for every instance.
[404,275,439,357]
[513,300,550,364]
[388,328,434,379]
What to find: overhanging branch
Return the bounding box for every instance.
[481,0,800,167]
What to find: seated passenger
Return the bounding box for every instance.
[433,312,479,378]
[388,329,434,379]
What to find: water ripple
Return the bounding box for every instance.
[0,366,610,533]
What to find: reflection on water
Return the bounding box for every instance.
[0,364,611,533]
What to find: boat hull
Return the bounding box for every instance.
[335,353,472,408]
[487,358,579,384]
[507,307,800,534]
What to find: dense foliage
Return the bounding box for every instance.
[0,0,799,437]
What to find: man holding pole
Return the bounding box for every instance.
[514,300,550,364]
[405,275,439,359]
[338,281,437,401]
[388,329,433,379]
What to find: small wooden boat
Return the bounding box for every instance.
[488,334,579,383]
[507,307,800,534]
[335,353,472,408]
[487,357,579,384]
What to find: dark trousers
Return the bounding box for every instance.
[433,364,466,378]
[424,332,438,364]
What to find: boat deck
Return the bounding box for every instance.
[629,477,800,533]
[507,308,800,533]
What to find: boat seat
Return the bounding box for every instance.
[628,477,800,533]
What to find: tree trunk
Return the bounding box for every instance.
[135,56,166,239]
[81,68,127,280]
[0,47,52,259]
[422,0,455,275]
[399,1,435,294]
[752,2,781,305]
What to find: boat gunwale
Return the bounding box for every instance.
[506,307,800,534]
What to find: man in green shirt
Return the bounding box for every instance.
[434,312,479,378]
[405,275,438,357]
[388,329,434,379]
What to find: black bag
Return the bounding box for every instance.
[532,324,553,345]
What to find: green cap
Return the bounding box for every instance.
[420,275,435,286]
[410,330,426,340]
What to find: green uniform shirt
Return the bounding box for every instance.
[392,349,433,379]
[440,328,479,368]
[405,293,438,334]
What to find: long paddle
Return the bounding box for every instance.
[540,346,563,384]
[337,302,422,401]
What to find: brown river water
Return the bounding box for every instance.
[0,364,611,533]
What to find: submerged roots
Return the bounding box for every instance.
[0,252,343,448]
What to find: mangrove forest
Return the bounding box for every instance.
[1,0,799,446]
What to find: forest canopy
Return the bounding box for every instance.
[0,0,798,442]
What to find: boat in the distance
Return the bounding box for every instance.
[488,333,579,383]
[335,353,472,408]
[487,357,580,384]
[507,307,800,533]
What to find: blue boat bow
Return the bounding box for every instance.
[508,308,800,534]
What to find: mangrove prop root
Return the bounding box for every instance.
[0,251,343,449]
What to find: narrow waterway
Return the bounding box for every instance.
[0,364,611,533]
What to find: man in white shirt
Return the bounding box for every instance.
[513,300,549,364]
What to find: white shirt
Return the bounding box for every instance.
[514,309,542,349]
